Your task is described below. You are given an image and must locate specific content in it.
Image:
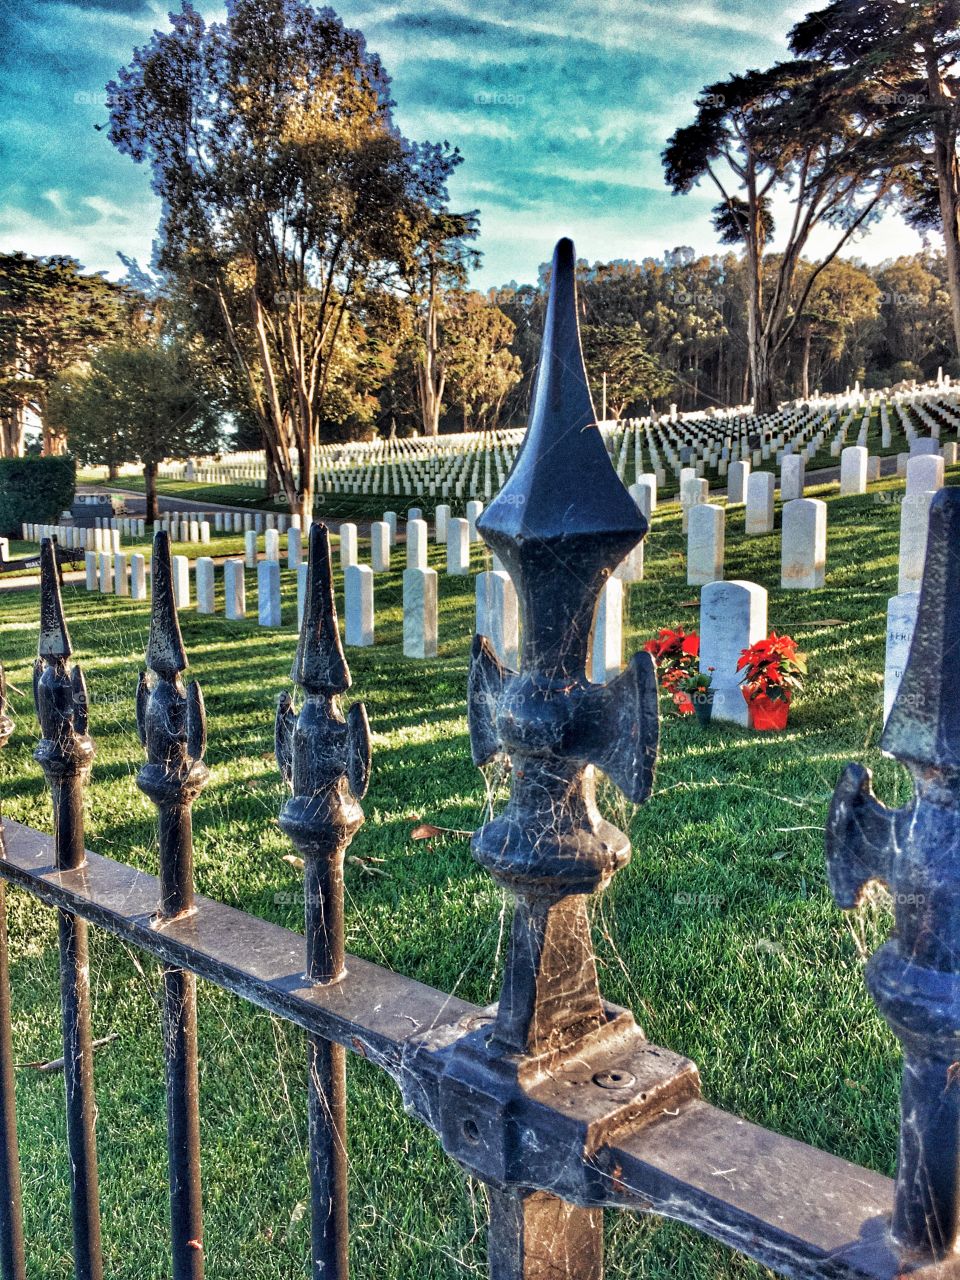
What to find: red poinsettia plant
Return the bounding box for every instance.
[644,627,700,714]
[737,632,807,704]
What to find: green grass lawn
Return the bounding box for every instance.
[0,469,931,1278]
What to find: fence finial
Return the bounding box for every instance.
[274,520,370,1280]
[827,485,960,1257]
[466,237,659,1060]
[38,537,72,661]
[292,523,350,696]
[145,530,187,680]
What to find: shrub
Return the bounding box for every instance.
[0,456,76,535]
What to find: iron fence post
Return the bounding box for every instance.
[460,238,662,1278]
[828,486,960,1258]
[136,531,209,1280]
[0,663,25,1280]
[32,539,103,1280]
[276,523,370,1280]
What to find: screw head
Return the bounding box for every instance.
[592,1069,636,1090]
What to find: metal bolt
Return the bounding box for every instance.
[592,1069,636,1090]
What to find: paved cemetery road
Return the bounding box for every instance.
[76,484,373,535]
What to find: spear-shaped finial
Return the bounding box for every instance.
[827,486,960,1257]
[144,530,187,682]
[38,538,72,662]
[465,238,659,1060]
[275,522,370,978]
[291,523,350,698]
[136,529,207,920]
[274,521,370,1280]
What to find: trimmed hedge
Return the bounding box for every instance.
[0,456,76,535]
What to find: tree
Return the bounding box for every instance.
[791,1,960,359]
[108,0,465,517]
[664,61,897,411]
[48,342,220,522]
[0,253,132,457]
[440,293,521,431]
[580,323,675,417]
[791,259,881,397]
[400,174,480,435]
[875,254,952,374]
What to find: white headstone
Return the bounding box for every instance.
[98,552,113,594]
[196,557,215,614]
[780,455,805,501]
[728,460,750,505]
[224,560,245,619]
[339,523,357,567]
[257,559,281,626]
[287,527,302,570]
[84,551,98,591]
[910,438,939,456]
[839,445,868,496]
[114,552,128,596]
[344,564,374,647]
[898,491,935,594]
[131,553,146,601]
[435,504,451,544]
[906,454,944,497]
[884,592,919,723]
[466,500,484,543]
[687,504,724,586]
[371,522,391,572]
[781,498,826,589]
[745,472,775,534]
[475,569,519,670]
[383,511,397,545]
[699,580,768,727]
[589,577,623,684]
[172,554,190,609]
[296,561,308,629]
[407,518,428,570]
[403,567,438,658]
[245,530,258,568]
[629,477,656,520]
[446,518,470,576]
[942,442,958,466]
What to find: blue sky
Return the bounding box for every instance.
[0,0,927,288]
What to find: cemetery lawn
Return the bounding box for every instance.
[0,469,934,1279]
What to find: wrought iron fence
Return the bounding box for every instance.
[0,239,955,1279]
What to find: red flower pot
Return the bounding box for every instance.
[743,689,790,731]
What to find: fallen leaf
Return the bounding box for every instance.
[410,822,473,841]
[282,854,305,871]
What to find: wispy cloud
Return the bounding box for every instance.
[0,0,929,288]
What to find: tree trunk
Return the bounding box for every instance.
[144,460,159,525]
[108,461,119,481]
[801,327,812,401]
[752,337,777,415]
[927,48,960,362]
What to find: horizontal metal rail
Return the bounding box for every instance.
[0,818,932,1280]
